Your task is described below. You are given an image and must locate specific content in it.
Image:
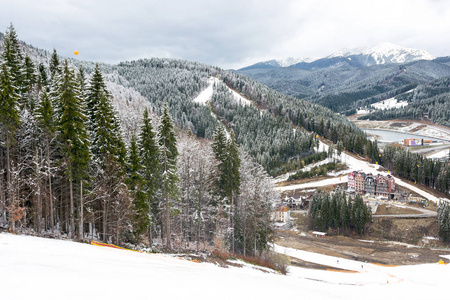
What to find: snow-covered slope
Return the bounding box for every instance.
[276,57,315,67]
[1,233,448,299]
[192,77,252,107]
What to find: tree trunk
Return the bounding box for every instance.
[6,133,13,232]
[231,192,234,253]
[164,143,170,249]
[103,200,108,242]
[69,178,74,239]
[46,135,54,234]
[79,180,83,241]
[186,155,190,246]
[36,150,42,234]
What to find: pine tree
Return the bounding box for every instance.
[158,103,179,249]
[54,59,90,239]
[227,129,240,252]
[212,124,228,200]
[37,63,48,92]
[1,24,23,89]
[127,134,148,240]
[22,53,37,110]
[0,32,22,232]
[49,49,60,80]
[35,90,56,233]
[139,107,160,244]
[86,63,128,242]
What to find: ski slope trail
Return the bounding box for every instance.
[1,233,448,300]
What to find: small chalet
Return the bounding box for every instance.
[312,231,327,238]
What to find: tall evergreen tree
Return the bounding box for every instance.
[1,24,23,88]
[227,129,241,252]
[54,59,90,239]
[86,63,128,242]
[35,90,56,233]
[212,124,228,200]
[49,48,60,80]
[139,107,160,244]
[0,61,21,232]
[22,53,37,110]
[0,24,23,232]
[158,103,179,249]
[127,134,148,240]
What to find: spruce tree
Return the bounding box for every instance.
[227,129,241,252]
[35,90,56,233]
[37,63,48,92]
[127,134,148,240]
[1,24,23,90]
[158,103,179,249]
[49,49,60,80]
[0,24,24,232]
[22,53,37,110]
[0,60,21,232]
[212,124,228,200]
[139,107,160,244]
[86,63,128,242]
[54,59,90,239]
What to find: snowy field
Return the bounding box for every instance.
[370,96,408,110]
[1,233,448,300]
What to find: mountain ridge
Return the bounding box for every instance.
[240,43,435,70]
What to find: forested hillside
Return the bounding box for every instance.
[0,25,405,254]
[359,75,450,126]
[0,25,277,257]
[113,58,377,176]
[238,56,450,114]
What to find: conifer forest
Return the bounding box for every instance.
[1,23,450,251]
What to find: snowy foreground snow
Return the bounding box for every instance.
[1,233,448,300]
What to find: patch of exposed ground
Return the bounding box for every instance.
[373,204,422,215]
[275,230,449,267]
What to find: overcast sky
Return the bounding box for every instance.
[1,0,449,69]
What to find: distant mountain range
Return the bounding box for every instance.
[240,43,435,70]
[237,43,450,114]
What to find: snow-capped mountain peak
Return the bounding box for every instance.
[328,43,435,65]
[276,57,315,67]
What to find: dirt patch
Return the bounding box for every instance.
[369,217,440,245]
[410,125,427,133]
[276,176,330,187]
[374,204,422,215]
[275,230,449,266]
[391,122,411,128]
